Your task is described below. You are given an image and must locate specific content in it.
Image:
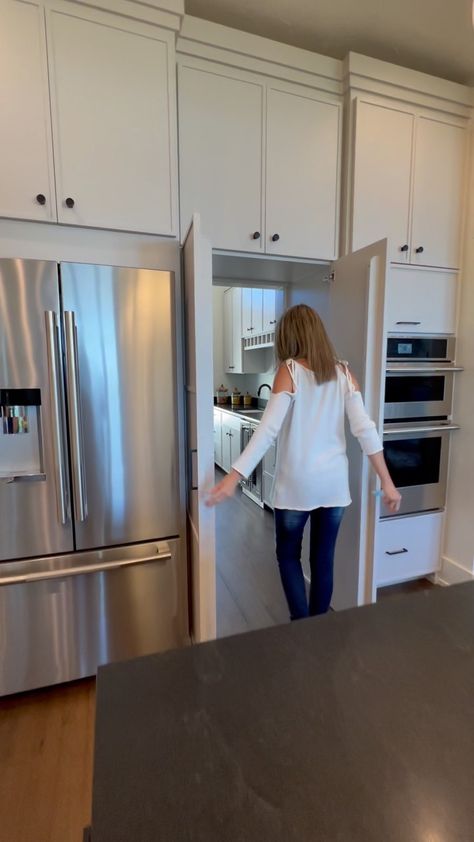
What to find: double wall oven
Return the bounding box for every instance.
[382,336,461,518]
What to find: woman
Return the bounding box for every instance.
[206,305,401,621]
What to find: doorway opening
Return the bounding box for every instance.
[210,253,332,637]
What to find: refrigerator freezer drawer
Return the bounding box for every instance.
[0,540,188,696]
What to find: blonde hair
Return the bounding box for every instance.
[275,304,337,384]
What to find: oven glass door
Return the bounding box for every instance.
[382,430,449,517]
[384,372,453,420]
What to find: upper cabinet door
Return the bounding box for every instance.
[411,117,466,270]
[265,84,341,260]
[351,101,413,263]
[251,288,264,334]
[46,7,177,235]
[0,0,56,222]
[178,61,264,252]
[263,289,277,332]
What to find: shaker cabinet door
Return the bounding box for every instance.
[47,7,177,234]
[266,84,340,260]
[351,100,413,263]
[178,60,264,252]
[0,0,56,222]
[411,117,466,270]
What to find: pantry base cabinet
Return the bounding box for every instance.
[213,409,223,468]
[375,512,443,587]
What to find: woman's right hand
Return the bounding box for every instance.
[381,481,402,513]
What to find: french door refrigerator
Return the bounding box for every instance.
[0,258,187,695]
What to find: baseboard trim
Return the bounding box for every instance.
[438,556,474,587]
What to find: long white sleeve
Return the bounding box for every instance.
[232,392,293,479]
[345,391,383,456]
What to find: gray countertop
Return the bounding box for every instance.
[91,582,474,841]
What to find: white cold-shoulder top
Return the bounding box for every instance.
[232,360,383,511]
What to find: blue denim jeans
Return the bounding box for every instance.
[274,507,345,621]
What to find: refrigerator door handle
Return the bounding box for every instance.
[0,546,172,586]
[64,310,88,522]
[45,311,68,524]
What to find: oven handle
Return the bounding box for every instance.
[385,365,464,373]
[383,424,460,436]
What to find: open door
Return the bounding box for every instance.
[328,239,389,610]
[183,214,216,642]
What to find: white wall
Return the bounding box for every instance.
[443,131,474,582]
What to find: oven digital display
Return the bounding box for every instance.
[397,343,412,355]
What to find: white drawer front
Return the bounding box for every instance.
[375,512,443,587]
[387,268,457,334]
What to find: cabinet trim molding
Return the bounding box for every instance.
[344,52,474,120]
[177,16,343,96]
[45,0,183,30]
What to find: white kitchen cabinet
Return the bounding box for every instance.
[213,409,223,467]
[251,289,264,334]
[386,267,457,334]
[263,289,279,332]
[221,414,242,473]
[224,287,244,374]
[178,60,264,252]
[177,57,340,260]
[265,83,340,260]
[411,117,466,270]
[350,98,467,270]
[351,101,413,263]
[241,288,253,338]
[46,4,178,235]
[375,512,442,587]
[0,0,56,222]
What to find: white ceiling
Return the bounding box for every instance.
[186,0,474,86]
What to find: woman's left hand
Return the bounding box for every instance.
[205,470,242,507]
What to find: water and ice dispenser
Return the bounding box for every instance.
[0,389,44,481]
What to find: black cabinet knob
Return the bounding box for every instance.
[271,233,280,242]
[415,246,424,254]
[36,193,46,206]
[252,231,260,240]
[400,244,409,252]
[65,197,75,209]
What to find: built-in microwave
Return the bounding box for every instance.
[381,423,458,518]
[384,336,462,422]
[386,336,456,364]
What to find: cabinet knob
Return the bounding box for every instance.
[65,197,75,209]
[415,246,424,254]
[252,231,260,240]
[36,193,46,206]
[228,365,235,369]
[400,244,409,252]
[270,320,277,325]
[271,233,280,242]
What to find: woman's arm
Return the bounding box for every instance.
[205,365,293,506]
[344,369,401,514]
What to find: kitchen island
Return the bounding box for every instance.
[89,582,474,841]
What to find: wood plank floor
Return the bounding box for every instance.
[0,482,435,842]
[0,678,95,842]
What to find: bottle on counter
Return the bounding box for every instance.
[216,385,228,405]
[231,387,242,408]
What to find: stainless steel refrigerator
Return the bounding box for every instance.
[0,258,188,696]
